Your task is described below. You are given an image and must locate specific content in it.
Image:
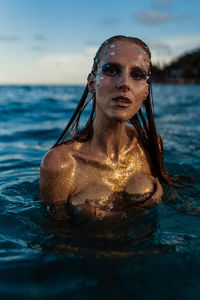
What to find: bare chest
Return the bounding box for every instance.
[69,147,153,206]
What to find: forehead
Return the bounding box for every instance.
[99,41,150,70]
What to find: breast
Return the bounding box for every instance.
[67,173,157,221]
[124,173,156,201]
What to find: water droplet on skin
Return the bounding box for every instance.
[110,52,115,56]
[141,62,144,66]
[115,47,119,50]
[99,76,104,80]
[97,83,100,87]
[139,51,141,54]
[110,44,115,48]
[143,51,146,54]
[104,51,108,54]
[135,47,138,49]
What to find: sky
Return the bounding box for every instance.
[0,0,200,84]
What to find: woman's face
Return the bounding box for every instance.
[88,41,150,122]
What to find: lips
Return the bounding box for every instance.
[112,96,132,106]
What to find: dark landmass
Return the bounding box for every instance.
[151,48,200,84]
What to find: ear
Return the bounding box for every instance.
[87,73,96,94]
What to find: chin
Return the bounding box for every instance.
[109,112,132,123]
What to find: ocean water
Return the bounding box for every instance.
[0,84,200,300]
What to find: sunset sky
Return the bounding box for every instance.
[0,0,200,84]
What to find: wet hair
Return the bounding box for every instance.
[52,35,187,187]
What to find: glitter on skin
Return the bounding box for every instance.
[67,141,158,220]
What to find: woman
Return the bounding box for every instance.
[40,35,174,222]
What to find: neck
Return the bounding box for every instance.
[91,114,130,162]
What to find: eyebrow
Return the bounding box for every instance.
[102,62,147,74]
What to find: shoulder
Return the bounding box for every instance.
[40,142,77,204]
[41,142,75,173]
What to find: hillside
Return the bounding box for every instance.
[151,48,200,84]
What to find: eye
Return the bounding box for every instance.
[102,64,121,77]
[129,71,147,80]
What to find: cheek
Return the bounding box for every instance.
[95,76,104,89]
[95,76,112,97]
[95,82,108,106]
[136,83,148,102]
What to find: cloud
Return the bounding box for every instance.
[0,34,21,42]
[152,0,172,9]
[134,10,175,25]
[164,34,200,50]
[148,41,171,54]
[147,41,173,66]
[99,17,120,26]
[30,45,45,52]
[33,34,47,42]
[0,47,97,84]
[39,47,97,84]
[85,40,100,47]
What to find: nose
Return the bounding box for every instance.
[117,71,131,91]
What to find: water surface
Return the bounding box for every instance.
[0,84,200,299]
